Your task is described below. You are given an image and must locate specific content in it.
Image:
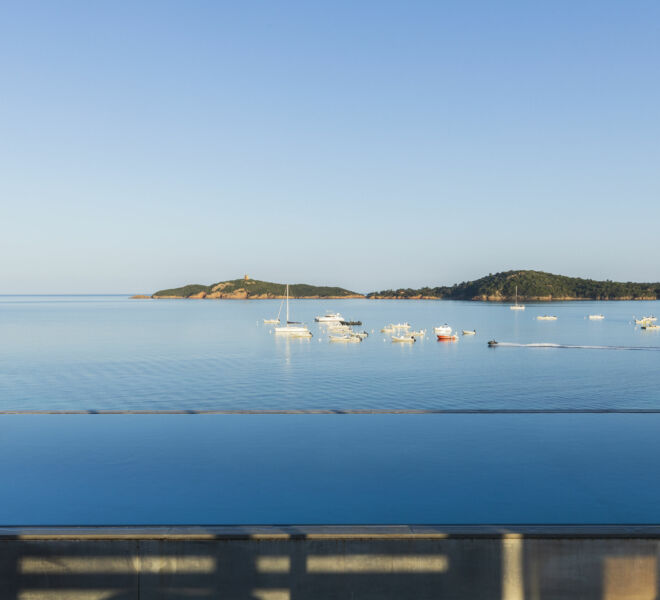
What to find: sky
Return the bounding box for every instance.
[1,0,659,294]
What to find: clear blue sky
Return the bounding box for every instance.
[2,1,659,293]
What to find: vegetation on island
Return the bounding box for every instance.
[151,277,363,299]
[366,270,660,301]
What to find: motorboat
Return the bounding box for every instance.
[391,323,411,330]
[434,324,452,335]
[634,316,656,324]
[381,325,395,333]
[537,315,558,321]
[329,334,361,343]
[488,340,498,347]
[409,329,426,337]
[436,325,458,341]
[588,315,605,320]
[315,312,344,323]
[641,324,660,331]
[462,329,476,335]
[274,285,311,336]
[392,335,415,343]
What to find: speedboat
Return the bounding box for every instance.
[488,340,498,347]
[315,312,344,323]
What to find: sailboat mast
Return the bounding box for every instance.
[286,284,289,323]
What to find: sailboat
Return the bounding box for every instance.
[274,285,311,336]
[263,297,284,324]
[510,285,525,310]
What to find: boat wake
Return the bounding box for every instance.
[491,342,660,351]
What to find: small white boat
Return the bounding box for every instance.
[392,335,415,343]
[510,286,525,310]
[409,329,426,337]
[315,312,344,323]
[264,297,285,324]
[391,322,411,330]
[634,316,657,324]
[329,335,361,343]
[290,331,313,338]
[641,324,660,331]
[462,329,476,335]
[537,315,558,321]
[381,325,395,333]
[588,314,605,320]
[352,331,369,340]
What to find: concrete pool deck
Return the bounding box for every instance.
[2,525,660,598]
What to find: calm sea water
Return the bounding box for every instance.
[1,295,659,410]
[2,296,660,524]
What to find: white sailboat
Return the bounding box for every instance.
[510,285,525,310]
[274,285,311,336]
[263,297,285,324]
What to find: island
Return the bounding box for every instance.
[366,270,660,301]
[136,275,364,299]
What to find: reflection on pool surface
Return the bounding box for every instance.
[2,414,659,525]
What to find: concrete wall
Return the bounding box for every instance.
[1,526,660,599]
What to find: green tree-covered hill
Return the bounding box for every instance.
[367,270,660,301]
[152,278,363,299]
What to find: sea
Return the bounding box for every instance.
[1,295,659,524]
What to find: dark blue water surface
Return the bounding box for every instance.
[1,414,659,525]
[1,295,659,410]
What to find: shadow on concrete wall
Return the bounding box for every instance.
[1,529,659,599]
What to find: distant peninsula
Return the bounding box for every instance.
[139,276,364,299]
[367,270,660,301]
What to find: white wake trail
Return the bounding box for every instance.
[492,342,660,351]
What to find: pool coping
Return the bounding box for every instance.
[3,525,660,540]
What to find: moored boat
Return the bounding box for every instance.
[436,325,458,341]
[537,315,558,321]
[392,335,415,343]
[274,285,312,336]
[329,334,361,342]
[315,312,344,323]
[510,286,525,310]
[462,329,476,335]
[588,315,605,320]
[641,324,660,331]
